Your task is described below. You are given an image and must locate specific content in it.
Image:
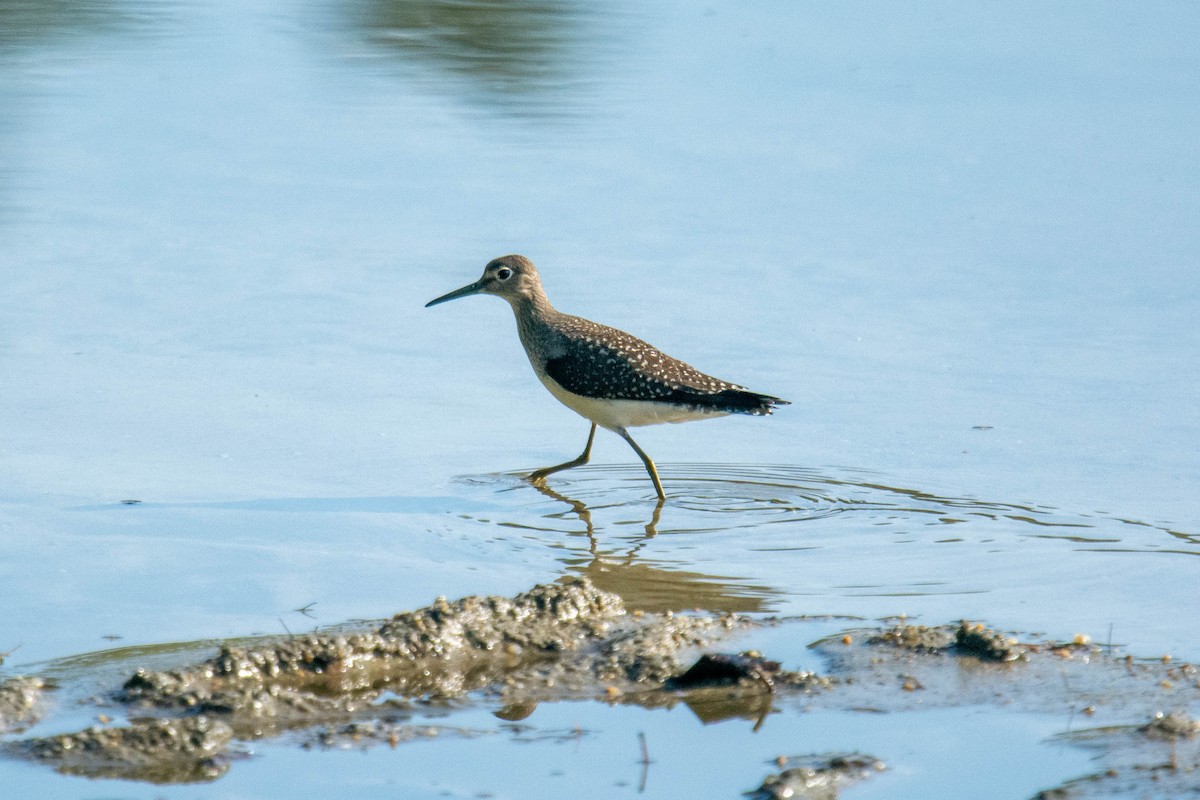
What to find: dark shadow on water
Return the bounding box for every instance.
[331,0,625,119]
[0,0,121,49]
[0,0,164,53]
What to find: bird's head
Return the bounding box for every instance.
[426,255,543,308]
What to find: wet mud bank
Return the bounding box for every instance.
[1,579,1197,797]
[0,676,46,733]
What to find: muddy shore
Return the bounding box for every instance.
[2,578,1197,797]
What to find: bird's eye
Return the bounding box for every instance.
[496,267,513,281]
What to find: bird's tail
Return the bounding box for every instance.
[666,388,790,416]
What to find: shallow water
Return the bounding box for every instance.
[2,0,1198,796]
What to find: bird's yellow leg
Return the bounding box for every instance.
[616,428,666,501]
[529,423,597,481]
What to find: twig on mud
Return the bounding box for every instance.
[638,731,652,793]
[0,642,22,664]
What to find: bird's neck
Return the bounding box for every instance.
[509,291,561,369]
[509,290,556,325]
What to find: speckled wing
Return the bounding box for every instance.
[542,318,788,416]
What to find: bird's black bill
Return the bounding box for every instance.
[425,280,485,308]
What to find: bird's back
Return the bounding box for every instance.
[518,309,788,418]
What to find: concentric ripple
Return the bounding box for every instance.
[459,463,1197,554]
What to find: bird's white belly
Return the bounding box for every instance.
[536,373,728,430]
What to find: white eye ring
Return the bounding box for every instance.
[496,267,513,281]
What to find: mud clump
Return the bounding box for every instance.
[868,623,955,652]
[666,652,782,691]
[1141,710,1200,739]
[0,676,46,732]
[749,753,885,800]
[641,652,828,729]
[867,621,1027,661]
[118,579,636,719]
[112,578,742,737]
[587,610,737,685]
[17,716,232,783]
[955,621,1027,662]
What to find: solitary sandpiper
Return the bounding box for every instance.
[426,255,789,500]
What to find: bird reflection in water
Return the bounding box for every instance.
[522,478,779,616]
